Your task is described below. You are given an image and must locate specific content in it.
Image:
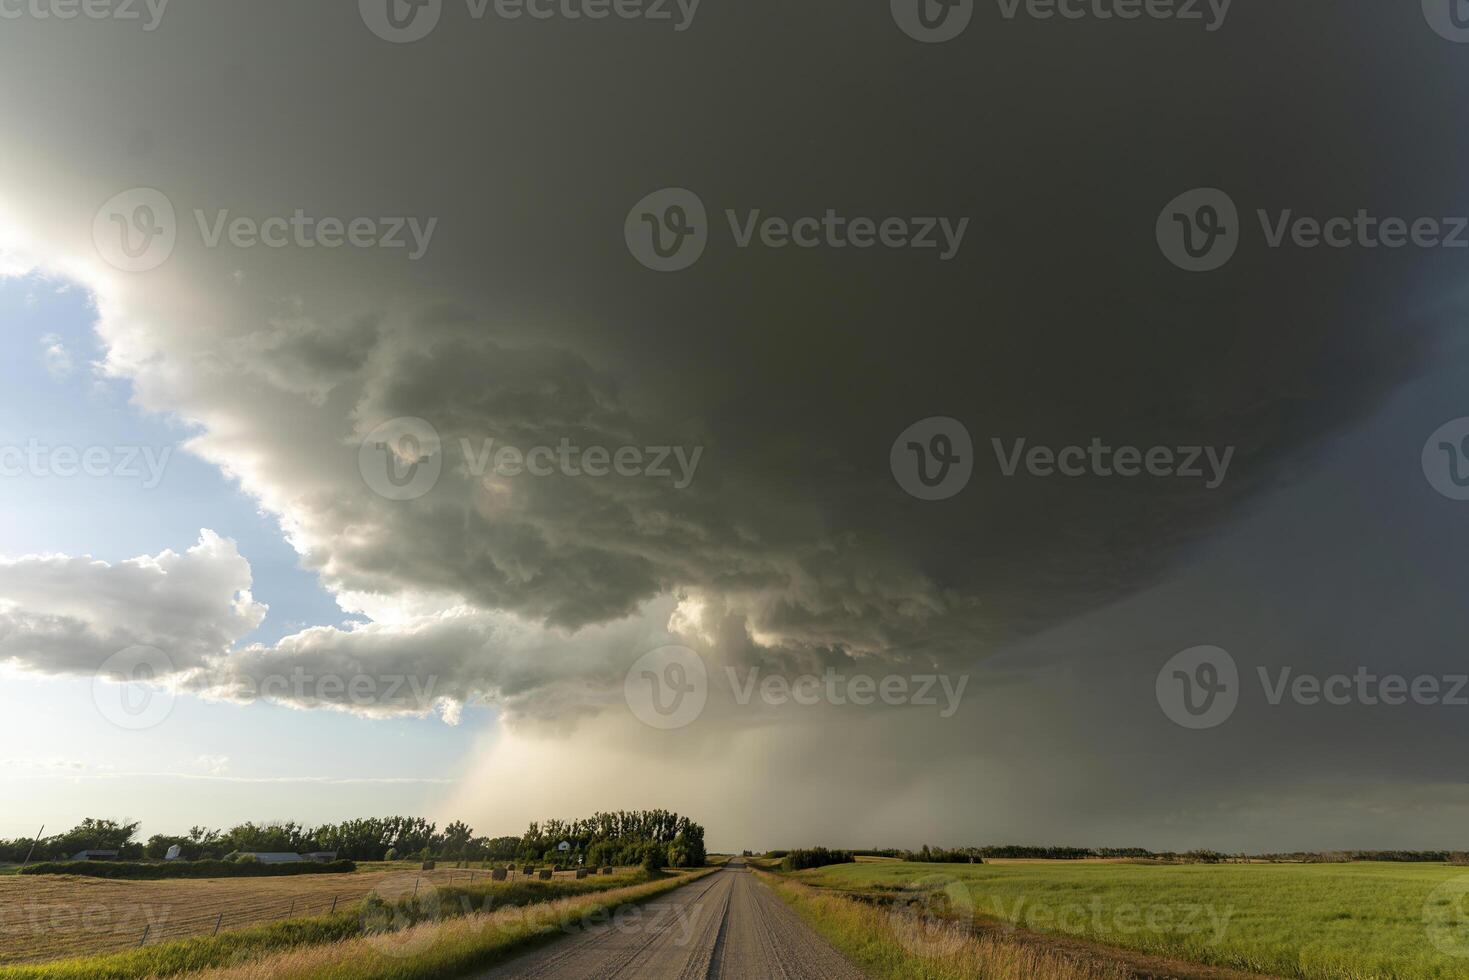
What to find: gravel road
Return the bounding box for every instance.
[477,861,866,979]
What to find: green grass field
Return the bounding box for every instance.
[798,861,1469,979]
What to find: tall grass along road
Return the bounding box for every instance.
[477,861,864,979]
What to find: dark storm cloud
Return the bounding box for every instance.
[334,0,1467,664]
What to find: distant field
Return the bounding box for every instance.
[800,860,1469,979]
[0,865,632,964]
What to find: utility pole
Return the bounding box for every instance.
[20,826,43,868]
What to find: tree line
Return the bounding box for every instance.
[519,810,706,868]
[775,844,1469,864]
[778,847,855,871]
[0,810,706,869]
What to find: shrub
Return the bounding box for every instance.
[19,859,356,879]
[383,847,398,862]
[908,845,985,864]
[641,844,667,872]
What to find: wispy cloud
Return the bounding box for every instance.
[38,332,73,380]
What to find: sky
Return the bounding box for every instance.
[2,1,1469,853]
[0,274,489,843]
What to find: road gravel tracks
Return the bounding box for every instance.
[477,861,866,979]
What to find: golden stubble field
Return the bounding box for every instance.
[0,866,591,964]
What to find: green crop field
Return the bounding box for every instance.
[798,860,1469,979]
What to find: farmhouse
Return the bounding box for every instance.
[69,849,119,861]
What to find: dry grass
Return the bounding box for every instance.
[184,869,716,980]
[0,866,598,964]
[759,871,1134,980]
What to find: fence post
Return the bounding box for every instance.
[414,877,420,896]
[288,898,295,916]
[138,924,150,947]
[330,895,338,913]
[213,911,223,936]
